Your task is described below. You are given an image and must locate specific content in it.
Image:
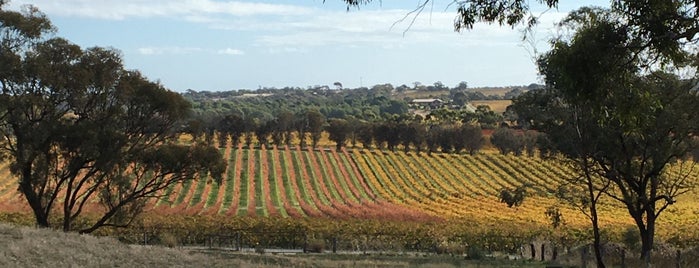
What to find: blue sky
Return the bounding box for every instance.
[6,0,609,92]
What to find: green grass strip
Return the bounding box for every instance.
[325,151,359,203]
[267,149,287,217]
[340,152,371,200]
[188,173,208,206]
[408,153,458,193]
[355,151,391,199]
[204,178,221,208]
[313,150,343,202]
[203,148,226,208]
[254,149,267,217]
[360,151,401,202]
[382,152,424,201]
[289,150,319,208]
[425,153,484,196]
[456,155,509,193]
[279,149,302,210]
[301,150,331,206]
[473,154,518,189]
[219,147,238,214]
[173,179,192,206]
[492,154,555,193]
[156,178,177,207]
[237,149,250,216]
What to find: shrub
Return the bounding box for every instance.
[467,245,486,260]
[159,232,178,248]
[622,226,640,250]
[306,239,325,253]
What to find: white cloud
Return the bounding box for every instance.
[11,0,569,55]
[137,46,202,55]
[9,0,313,20]
[252,10,529,49]
[217,48,245,55]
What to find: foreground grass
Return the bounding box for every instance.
[0,223,229,267]
[0,222,551,268]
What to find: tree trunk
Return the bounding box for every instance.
[21,188,50,228]
[639,213,655,266]
[19,165,50,228]
[585,168,605,268]
[298,131,306,148]
[590,201,606,268]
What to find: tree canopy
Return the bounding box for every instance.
[0,2,225,233]
[512,7,699,265]
[340,0,699,264]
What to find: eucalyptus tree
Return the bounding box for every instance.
[340,1,699,264]
[217,113,246,148]
[326,118,351,150]
[516,7,699,264]
[306,109,326,149]
[341,0,699,56]
[460,124,484,155]
[0,3,225,233]
[356,121,374,149]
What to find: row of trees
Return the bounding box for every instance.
[193,107,568,160]
[190,110,490,155]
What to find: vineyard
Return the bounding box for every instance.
[0,140,698,249]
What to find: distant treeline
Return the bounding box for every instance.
[180,83,554,156]
[182,83,541,121]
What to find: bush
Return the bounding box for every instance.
[467,245,486,260]
[622,226,640,250]
[159,232,178,248]
[499,185,528,208]
[255,244,266,254]
[306,239,325,253]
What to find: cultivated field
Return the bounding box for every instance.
[0,141,697,247]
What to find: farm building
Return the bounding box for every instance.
[410,98,444,109]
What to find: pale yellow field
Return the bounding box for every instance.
[469,100,513,114]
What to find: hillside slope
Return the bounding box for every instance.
[0,223,232,267]
[0,145,697,242]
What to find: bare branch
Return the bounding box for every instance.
[390,0,430,37]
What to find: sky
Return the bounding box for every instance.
[6,0,609,92]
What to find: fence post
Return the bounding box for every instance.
[530,244,536,259]
[581,246,588,268]
[143,232,147,246]
[676,250,681,268]
[236,232,241,251]
[303,233,308,253]
[332,237,337,254]
[541,244,546,261]
[620,248,625,268]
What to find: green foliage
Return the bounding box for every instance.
[545,206,564,229]
[515,6,699,261]
[461,105,503,129]
[498,185,527,208]
[0,3,225,233]
[491,127,524,156]
[622,225,640,250]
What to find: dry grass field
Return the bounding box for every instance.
[0,223,553,268]
[467,87,517,97]
[1,221,696,268]
[469,100,513,113]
